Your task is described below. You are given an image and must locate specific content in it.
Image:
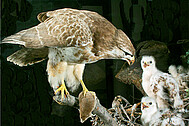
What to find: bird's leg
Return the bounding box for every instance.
[80,80,95,97]
[80,80,88,96]
[74,64,95,97]
[54,79,69,100]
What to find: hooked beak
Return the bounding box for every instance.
[143,62,149,68]
[142,102,149,110]
[125,55,135,65]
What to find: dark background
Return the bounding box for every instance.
[1,0,189,125]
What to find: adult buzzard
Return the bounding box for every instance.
[2,8,135,101]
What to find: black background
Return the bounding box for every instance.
[1,0,188,125]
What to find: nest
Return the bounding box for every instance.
[91,95,142,126]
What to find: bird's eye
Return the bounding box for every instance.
[124,51,132,56]
[142,61,144,63]
[149,102,152,105]
[149,61,152,63]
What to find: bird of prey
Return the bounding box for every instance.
[141,96,185,126]
[141,56,183,110]
[2,8,135,102]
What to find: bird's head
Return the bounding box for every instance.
[141,97,157,113]
[114,29,135,65]
[141,56,156,70]
[122,52,135,65]
[141,97,158,125]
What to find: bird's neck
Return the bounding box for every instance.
[142,67,158,84]
[148,109,162,125]
[143,66,158,76]
[148,107,158,117]
[142,107,158,124]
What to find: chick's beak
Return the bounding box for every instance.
[142,102,149,110]
[143,62,149,68]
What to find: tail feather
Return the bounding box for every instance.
[1,25,46,48]
[7,48,48,66]
[2,30,27,45]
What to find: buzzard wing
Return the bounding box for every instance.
[7,47,48,66]
[2,8,94,48]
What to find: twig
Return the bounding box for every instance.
[120,104,131,122]
[183,97,189,101]
[118,95,131,108]
[120,104,134,126]
[184,102,189,108]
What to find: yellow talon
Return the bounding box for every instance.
[80,80,96,98]
[80,80,88,96]
[54,80,69,100]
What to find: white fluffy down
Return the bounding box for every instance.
[141,96,185,126]
[47,48,85,93]
[141,56,183,110]
[169,65,189,89]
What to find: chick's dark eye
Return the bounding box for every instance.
[149,61,152,63]
[149,102,152,105]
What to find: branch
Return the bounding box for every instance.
[53,94,117,126]
[53,94,79,108]
[93,98,117,126]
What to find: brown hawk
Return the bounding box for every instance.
[2,8,135,101]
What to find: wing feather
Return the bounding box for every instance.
[7,48,48,66]
[2,8,94,48]
[151,73,179,100]
[151,72,182,108]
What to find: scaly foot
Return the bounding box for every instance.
[80,80,95,98]
[54,80,69,100]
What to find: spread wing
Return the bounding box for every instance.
[2,8,94,48]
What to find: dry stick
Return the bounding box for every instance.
[121,103,142,126]
[125,102,141,113]
[118,95,131,105]
[120,104,134,125]
[183,97,189,101]
[53,94,117,126]
[118,107,125,121]
[131,104,137,121]
[130,102,141,123]
[184,102,189,108]
[120,104,131,121]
